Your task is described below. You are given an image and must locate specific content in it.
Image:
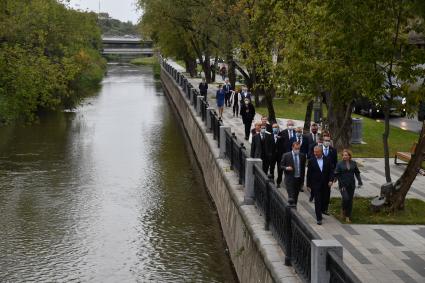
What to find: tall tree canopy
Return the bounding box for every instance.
[0,0,106,123]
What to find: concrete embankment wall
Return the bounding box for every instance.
[161,68,296,283]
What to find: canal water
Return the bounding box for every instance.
[0,64,236,282]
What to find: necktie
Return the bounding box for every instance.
[294,154,300,177]
[313,134,316,143]
[325,148,328,156]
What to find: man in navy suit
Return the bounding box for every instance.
[307,146,334,225]
[280,120,296,153]
[289,127,310,156]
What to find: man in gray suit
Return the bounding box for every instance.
[280,142,306,206]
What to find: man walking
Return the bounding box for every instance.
[251,124,273,173]
[223,79,232,107]
[307,146,334,225]
[199,78,208,100]
[269,123,285,187]
[289,127,310,156]
[280,120,296,153]
[281,142,306,205]
[240,98,255,140]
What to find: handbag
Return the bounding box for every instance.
[340,187,350,202]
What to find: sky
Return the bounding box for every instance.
[68,0,140,23]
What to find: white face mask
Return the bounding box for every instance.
[293,149,300,155]
[288,125,294,130]
[323,141,331,147]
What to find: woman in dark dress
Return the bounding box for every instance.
[334,149,363,223]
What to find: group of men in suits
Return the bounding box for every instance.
[250,118,338,225]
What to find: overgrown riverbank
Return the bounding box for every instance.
[130,56,160,79]
[0,0,106,124]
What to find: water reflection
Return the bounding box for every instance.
[0,64,236,282]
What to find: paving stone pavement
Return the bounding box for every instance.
[168,61,425,282]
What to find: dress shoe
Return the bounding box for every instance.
[309,196,314,202]
[317,220,322,225]
[322,211,329,216]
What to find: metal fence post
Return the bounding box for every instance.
[311,240,343,283]
[206,107,214,132]
[189,89,194,104]
[196,96,203,116]
[219,126,230,158]
[244,158,262,204]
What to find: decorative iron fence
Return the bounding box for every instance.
[327,251,361,283]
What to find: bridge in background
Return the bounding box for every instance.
[102,36,154,60]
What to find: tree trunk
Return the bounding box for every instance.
[382,102,392,183]
[200,53,211,83]
[326,92,353,150]
[184,57,197,77]
[390,121,425,211]
[304,100,314,132]
[227,56,236,90]
[265,87,276,123]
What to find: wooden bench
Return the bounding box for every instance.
[394,143,417,165]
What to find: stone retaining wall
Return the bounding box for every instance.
[161,67,297,283]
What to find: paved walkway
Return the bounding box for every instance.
[169,61,425,282]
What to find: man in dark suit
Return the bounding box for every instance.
[261,115,273,133]
[251,124,273,173]
[281,142,306,205]
[289,127,310,156]
[240,86,252,103]
[269,123,285,186]
[223,79,232,107]
[306,123,320,147]
[321,134,337,213]
[322,134,338,169]
[198,78,208,99]
[279,120,296,153]
[307,146,334,225]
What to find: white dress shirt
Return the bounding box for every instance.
[316,157,324,172]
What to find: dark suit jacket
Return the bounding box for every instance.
[323,146,338,169]
[240,103,255,124]
[223,84,232,94]
[279,129,296,153]
[289,135,310,155]
[199,82,208,94]
[306,156,334,191]
[240,91,252,102]
[251,132,273,160]
[281,151,306,185]
[307,133,320,146]
[270,134,286,162]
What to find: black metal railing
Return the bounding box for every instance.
[159,56,360,283]
[253,164,270,229]
[291,210,320,282]
[327,251,361,283]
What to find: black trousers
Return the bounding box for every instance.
[225,92,231,106]
[322,183,331,213]
[286,177,303,205]
[313,183,329,221]
[244,122,251,139]
[262,157,270,174]
[269,156,283,183]
[342,185,355,217]
[201,91,207,100]
[233,102,239,116]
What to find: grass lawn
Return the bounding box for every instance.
[130,56,157,65]
[130,57,161,79]
[329,197,425,224]
[257,98,419,158]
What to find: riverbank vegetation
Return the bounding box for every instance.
[0,0,106,124]
[130,56,160,79]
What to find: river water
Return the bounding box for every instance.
[0,64,236,282]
